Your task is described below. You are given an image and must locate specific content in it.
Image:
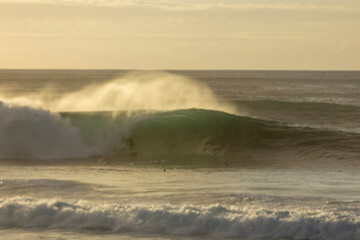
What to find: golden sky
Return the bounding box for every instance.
[0,0,359,70]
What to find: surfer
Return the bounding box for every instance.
[127,137,135,152]
[125,137,137,161]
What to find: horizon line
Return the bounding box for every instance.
[1,68,360,72]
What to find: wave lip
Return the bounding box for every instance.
[1,198,359,239]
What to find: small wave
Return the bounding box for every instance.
[0,179,94,191]
[0,179,102,200]
[0,197,359,239]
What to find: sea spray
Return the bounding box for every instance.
[1,70,360,240]
[0,71,238,160]
[0,71,237,114]
[0,101,96,160]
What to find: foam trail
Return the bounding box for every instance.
[1,197,359,240]
[0,101,97,160]
[0,71,237,114]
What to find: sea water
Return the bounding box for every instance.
[0,70,360,240]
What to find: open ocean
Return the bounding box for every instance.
[0,70,360,240]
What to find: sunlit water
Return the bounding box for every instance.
[1,70,360,239]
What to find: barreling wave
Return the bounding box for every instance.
[1,197,359,240]
[1,102,360,164]
[0,101,359,165]
[1,71,359,165]
[59,108,360,165]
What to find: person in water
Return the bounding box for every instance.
[125,137,137,161]
[126,137,135,152]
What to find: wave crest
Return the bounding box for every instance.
[1,197,359,239]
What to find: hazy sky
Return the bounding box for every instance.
[0,0,359,70]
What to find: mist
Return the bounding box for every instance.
[0,72,237,114]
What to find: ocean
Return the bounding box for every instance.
[0,70,360,240]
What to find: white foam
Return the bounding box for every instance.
[1,197,359,240]
[0,101,97,160]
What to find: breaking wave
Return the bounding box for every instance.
[0,101,96,160]
[0,71,359,164]
[0,197,359,240]
[1,104,360,164]
[60,109,360,164]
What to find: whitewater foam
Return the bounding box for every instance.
[1,197,359,240]
[0,101,96,160]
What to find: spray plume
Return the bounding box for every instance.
[0,72,237,160]
[0,72,237,114]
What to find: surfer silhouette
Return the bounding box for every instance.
[125,137,137,161]
[127,137,135,152]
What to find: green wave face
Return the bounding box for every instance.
[60,109,360,166]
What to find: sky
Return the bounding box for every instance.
[0,0,359,70]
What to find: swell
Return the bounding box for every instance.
[61,109,360,165]
[1,100,359,164]
[1,197,359,240]
[236,100,360,133]
[0,179,107,200]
